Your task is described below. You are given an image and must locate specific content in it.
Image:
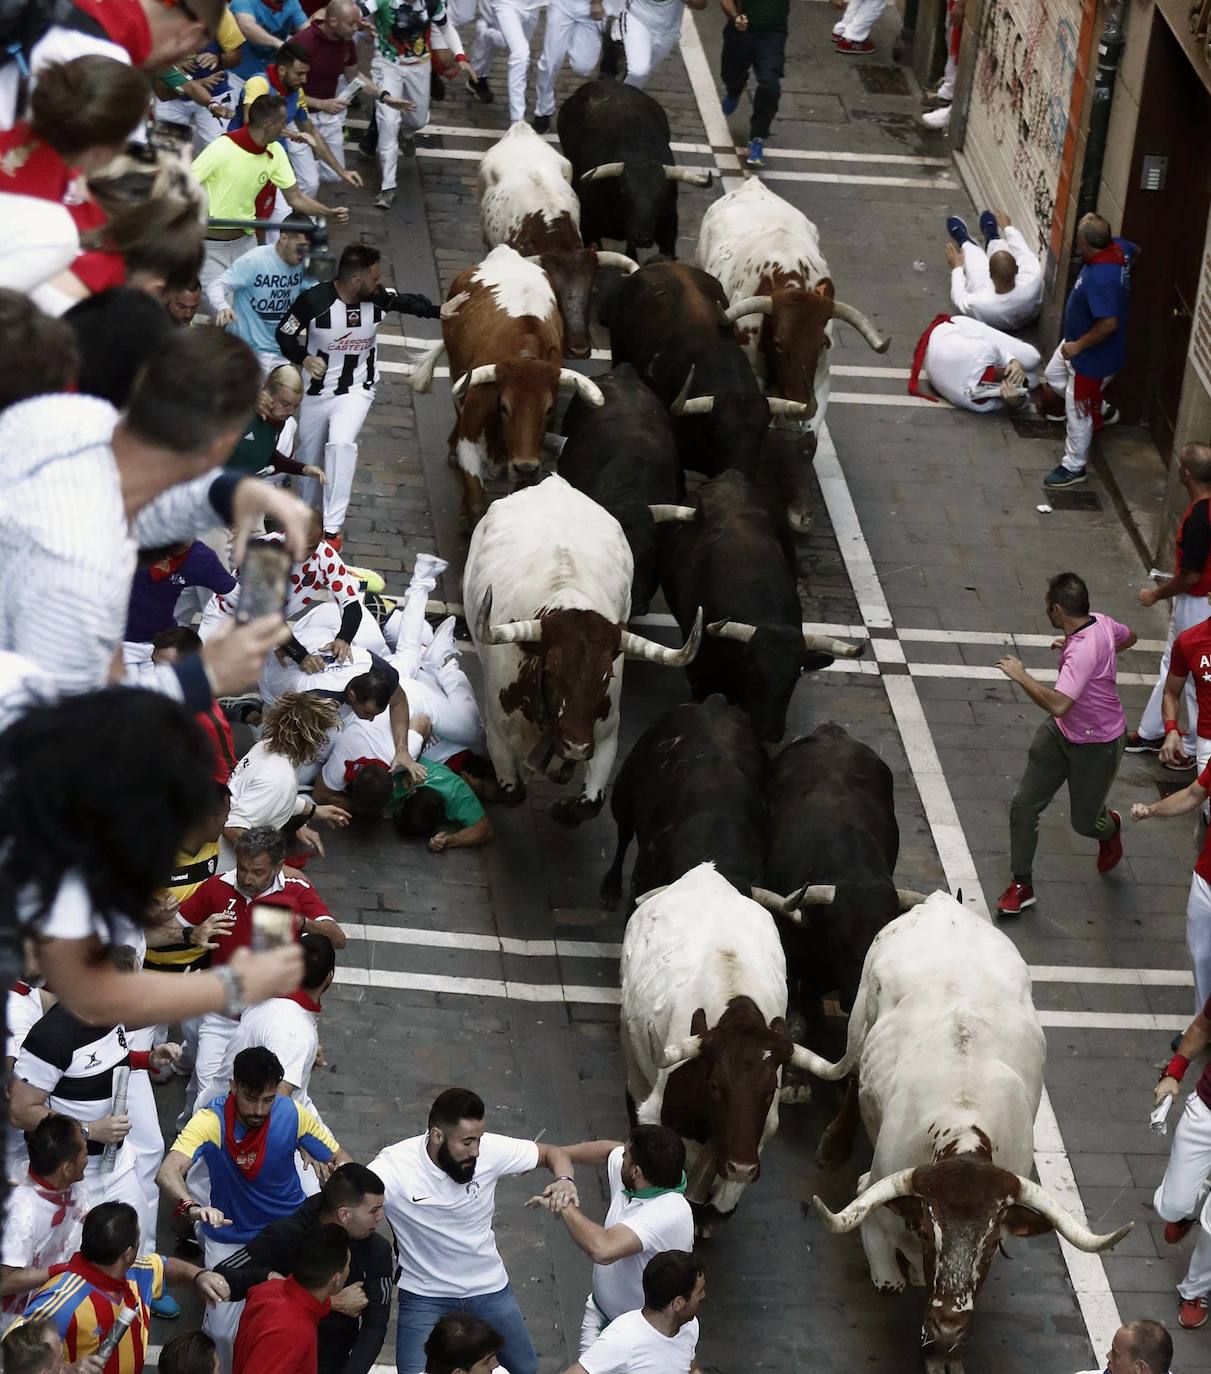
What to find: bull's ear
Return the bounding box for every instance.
[814,277,836,301]
[690,1007,708,1036]
[769,1016,789,1037]
[1003,1204,1054,1238]
[887,1196,925,1227]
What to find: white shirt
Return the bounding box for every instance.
[4,985,47,1185]
[949,227,1042,330]
[369,1133,540,1297]
[592,1149,694,1322]
[580,1309,699,1374]
[322,711,395,791]
[216,993,322,1115]
[923,316,1041,413]
[0,1174,88,1331]
[227,741,307,832]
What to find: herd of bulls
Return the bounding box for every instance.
[405,79,1132,1373]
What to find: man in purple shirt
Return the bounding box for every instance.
[126,542,237,645]
[993,571,1137,916]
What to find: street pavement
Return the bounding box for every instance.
[153,4,1211,1370]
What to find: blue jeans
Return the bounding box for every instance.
[395,1283,538,1374]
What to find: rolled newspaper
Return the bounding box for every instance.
[101,1066,130,1172]
[1150,1095,1174,1135]
[95,1304,137,1359]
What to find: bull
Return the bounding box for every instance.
[600,695,768,912]
[556,363,688,616]
[621,862,820,1228]
[478,121,639,360]
[463,473,701,825]
[799,892,1131,1373]
[606,260,814,526]
[556,80,712,259]
[656,470,862,742]
[408,244,604,527]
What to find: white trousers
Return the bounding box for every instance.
[1189,872,1211,1015]
[535,0,601,114]
[1156,1092,1211,1298]
[201,236,255,292]
[470,14,509,73]
[287,136,321,201]
[493,2,543,121]
[620,0,679,87]
[184,1011,239,1124]
[370,56,432,192]
[125,1036,164,1254]
[1139,592,1210,753]
[154,97,230,154]
[82,1158,148,1241]
[1043,343,1114,475]
[295,389,376,534]
[312,107,348,183]
[832,0,888,41]
[202,1234,247,1374]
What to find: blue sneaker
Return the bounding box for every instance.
[746,137,764,168]
[979,210,999,245]
[1043,464,1086,490]
[721,91,740,116]
[946,215,969,246]
[151,1292,181,1320]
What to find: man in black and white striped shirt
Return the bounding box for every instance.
[0,328,312,712]
[276,243,440,546]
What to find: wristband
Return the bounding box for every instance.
[173,1197,199,1220]
[555,1175,575,1182]
[1164,1054,1189,1082]
[1165,719,1180,735]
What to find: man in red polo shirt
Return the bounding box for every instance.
[232,1222,351,1374]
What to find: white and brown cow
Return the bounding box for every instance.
[797,892,1130,1374]
[478,122,638,360]
[408,244,604,526]
[463,474,701,825]
[696,178,890,439]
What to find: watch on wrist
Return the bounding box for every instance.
[214,963,247,1018]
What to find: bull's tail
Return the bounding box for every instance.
[407,340,446,393]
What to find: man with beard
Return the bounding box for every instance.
[369,1088,579,1374]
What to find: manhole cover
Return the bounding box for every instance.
[1010,417,1058,440]
[1046,488,1102,511]
[855,64,911,95]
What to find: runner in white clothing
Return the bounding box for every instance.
[534,0,603,126]
[945,210,1042,331]
[908,314,1041,414]
[491,0,546,122]
[617,0,704,88]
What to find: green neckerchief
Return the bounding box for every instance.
[623,1171,688,1201]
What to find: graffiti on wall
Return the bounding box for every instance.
[967,0,1085,245]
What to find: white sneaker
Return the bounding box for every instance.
[412,552,449,586]
[425,615,459,667]
[920,105,951,130]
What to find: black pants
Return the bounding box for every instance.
[721,24,786,140]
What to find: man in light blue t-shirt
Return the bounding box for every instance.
[205,215,315,372]
[231,0,308,80]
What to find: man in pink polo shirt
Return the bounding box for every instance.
[992,571,1137,917]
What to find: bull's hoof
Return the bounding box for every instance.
[494,781,527,807]
[548,794,605,828]
[815,1125,853,1171]
[779,1082,811,1105]
[548,758,576,785]
[689,1201,734,1240]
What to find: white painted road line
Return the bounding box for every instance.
[1030,966,1192,987]
[763,169,958,190]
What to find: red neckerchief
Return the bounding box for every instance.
[1084,242,1127,268]
[224,1095,273,1181]
[265,64,288,95]
[11,980,31,996]
[223,127,278,222]
[978,366,998,384]
[344,756,388,784]
[284,989,322,1013]
[148,549,191,582]
[908,313,952,400]
[27,1171,73,1227]
[56,1253,138,1308]
[71,0,153,64]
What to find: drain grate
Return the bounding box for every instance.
[854,64,911,96]
[1046,488,1102,511]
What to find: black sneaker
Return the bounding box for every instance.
[430,70,445,101]
[532,113,551,133]
[1124,730,1164,753]
[468,73,494,103]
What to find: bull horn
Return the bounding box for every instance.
[896,887,927,911]
[556,370,605,407]
[707,619,756,643]
[620,607,703,668]
[474,589,543,648]
[831,300,891,354]
[647,504,698,523]
[579,162,625,182]
[790,1043,853,1079]
[596,251,640,274]
[660,1034,703,1069]
[676,397,714,416]
[1012,1177,1133,1252]
[723,295,774,324]
[749,886,801,919]
[811,1169,918,1233]
[767,398,812,418]
[452,364,499,399]
[802,632,864,659]
[662,165,714,187]
[542,432,567,457]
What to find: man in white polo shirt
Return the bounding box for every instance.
[368,1087,580,1374]
[526,1124,692,1352]
[565,1251,705,1374]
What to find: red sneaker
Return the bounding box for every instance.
[323,531,343,551]
[1180,1295,1209,1329]
[1166,1218,1196,1245]
[1097,810,1123,873]
[835,37,876,53]
[995,881,1035,917]
[831,30,843,41]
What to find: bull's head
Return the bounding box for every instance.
[670,372,810,484]
[579,160,712,252]
[812,1157,1131,1364]
[453,362,605,484]
[478,591,702,761]
[526,249,638,360]
[705,621,864,743]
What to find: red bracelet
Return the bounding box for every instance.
[173,1197,199,1220]
[1164,1054,1189,1081]
[1164,719,1180,735]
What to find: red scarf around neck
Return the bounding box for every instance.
[1084,241,1126,268]
[908,313,952,400]
[28,1171,73,1227]
[224,1095,273,1180]
[148,549,190,582]
[223,126,278,223]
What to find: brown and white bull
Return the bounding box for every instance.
[696,178,890,445]
[621,862,821,1229]
[463,473,701,825]
[797,892,1130,1373]
[479,122,638,360]
[409,244,604,526]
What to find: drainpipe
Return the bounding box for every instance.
[1073,1,1128,250]
[893,0,919,65]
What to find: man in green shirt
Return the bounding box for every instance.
[718,0,789,169]
[227,366,325,482]
[391,761,494,852]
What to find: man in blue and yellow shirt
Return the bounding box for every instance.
[156,1045,349,1369]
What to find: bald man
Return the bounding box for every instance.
[944,208,1041,331]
